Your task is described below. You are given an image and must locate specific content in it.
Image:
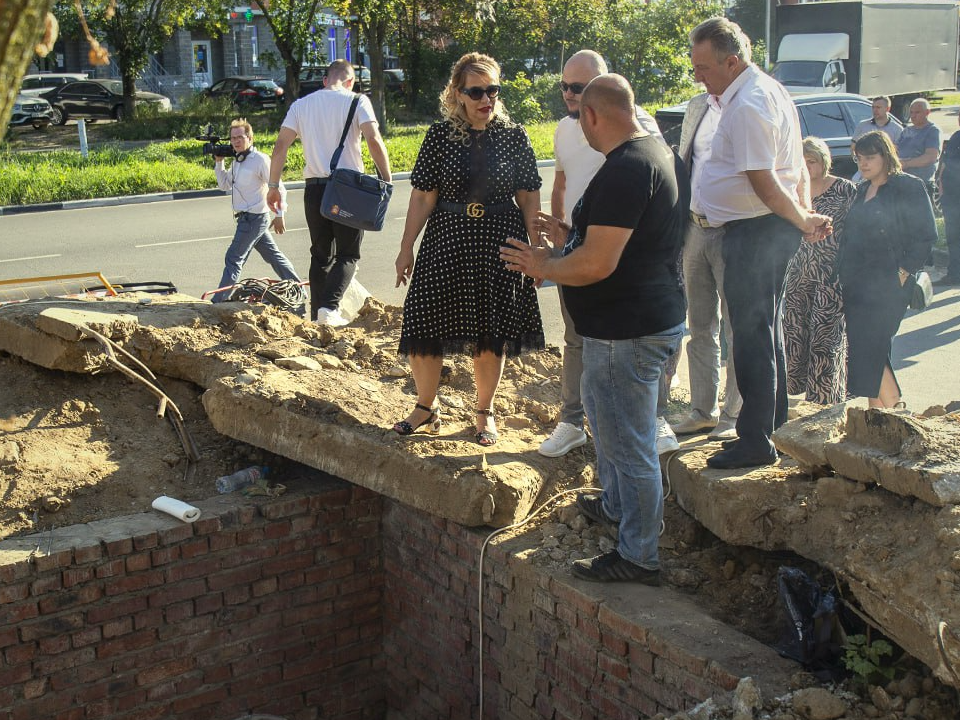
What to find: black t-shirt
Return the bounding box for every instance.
[940,130,960,192]
[560,135,689,340]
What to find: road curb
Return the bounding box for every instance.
[0,162,556,216]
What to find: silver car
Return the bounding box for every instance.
[9,93,56,129]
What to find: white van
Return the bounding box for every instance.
[19,73,89,97]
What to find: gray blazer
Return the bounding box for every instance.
[678,93,710,170]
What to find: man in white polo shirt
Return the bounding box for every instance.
[691,18,831,469]
[539,49,676,458]
[268,60,391,326]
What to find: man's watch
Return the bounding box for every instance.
[267,182,280,189]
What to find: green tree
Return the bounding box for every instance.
[252,0,327,100]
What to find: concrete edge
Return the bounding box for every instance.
[0,162,557,216]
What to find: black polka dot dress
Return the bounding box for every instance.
[399,119,546,358]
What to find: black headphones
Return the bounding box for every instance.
[235,147,252,162]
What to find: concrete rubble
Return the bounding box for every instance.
[0,295,582,528]
[669,403,960,687]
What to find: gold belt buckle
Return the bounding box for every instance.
[466,202,485,218]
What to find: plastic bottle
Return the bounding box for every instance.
[215,465,268,494]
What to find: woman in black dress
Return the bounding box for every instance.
[392,52,545,445]
[840,131,937,408]
[783,137,856,404]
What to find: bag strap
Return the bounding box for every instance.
[329,95,362,173]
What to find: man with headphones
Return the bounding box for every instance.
[212,118,300,302]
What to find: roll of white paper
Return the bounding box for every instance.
[151,496,201,523]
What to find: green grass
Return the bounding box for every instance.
[0,121,559,207]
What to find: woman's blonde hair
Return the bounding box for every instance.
[440,52,510,144]
[802,136,832,174]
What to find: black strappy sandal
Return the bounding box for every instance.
[475,408,498,447]
[393,403,441,436]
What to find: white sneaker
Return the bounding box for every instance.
[316,307,349,327]
[707,415,738,440]
[538,422,588,457]
[656,417,680,455]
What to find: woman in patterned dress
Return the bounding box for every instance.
[783,137,856,404]
[392,52,545,445]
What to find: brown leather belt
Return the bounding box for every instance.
[690,211,712,229]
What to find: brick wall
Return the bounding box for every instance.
[2,482,796,720]
[0,481,384,720]
[381,500,797,720]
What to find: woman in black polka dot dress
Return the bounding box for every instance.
[393,52,545,446]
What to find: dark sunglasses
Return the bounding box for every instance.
[559,81,586,95]
[460,85,501,101]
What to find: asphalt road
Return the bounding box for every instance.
[1,166,958,412]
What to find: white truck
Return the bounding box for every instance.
[771,0,960,118]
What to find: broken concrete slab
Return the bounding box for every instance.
[0,295,583,529]
[824,408,960,507]
[37,306,139,342]
[772,402,848,471]
[669,445,960,687]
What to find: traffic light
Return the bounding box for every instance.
[244,9,253,22]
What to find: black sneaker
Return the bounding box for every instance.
[571,550,661,585]
[575,492,616,527]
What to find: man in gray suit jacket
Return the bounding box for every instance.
[670,92,742,439]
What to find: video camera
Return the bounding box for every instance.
[196,125,235,158]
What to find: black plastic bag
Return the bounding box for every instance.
[773,566,843,677]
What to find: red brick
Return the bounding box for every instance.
[252,577,278,597]
[170,686,228,713]
[134,607,164,631]
[30,573,62,595]
[163,556,220,583]
[0,582,29,604]
[104,537,133,556]
[157,523,194,545]
[95,558,125,579]
[95,629,157,658]
[598,651,630,682]
[86,594,148,623]
[261,495,311,520]
[73,543,103,564]
[132,532,159,551]
[264,519,292,539]
[704,659,741,691]
[193,591,223,616]
[207,532,237,551]
[136,657,195,686]
[5,642,36,666]
[628,644,655,674]
[105,569,164,595]
[38,633,72,655]
[62,567,94,587]
[20,612,85,640]
[193,514,223,535]
[0,560,32,583]
[206,563,261,591]
[33,646,96,675]
[125,552,152,573]
[33,548,73,572]
[164,600,194,624]
[38,584,103,613]
[72,626,102,649]
[0,627,17,648]
[150,545,180,566]
[647,631,708,675]
[178,537,209,559]
[102,616,133,638]
[289,515,317,534]
[236,527,265,545]
[598,603,649,644]
[147,577,206,607]
[601,630,628,657]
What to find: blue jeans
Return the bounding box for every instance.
[581,323,684,570]
[214,212,300,302]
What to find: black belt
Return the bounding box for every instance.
[234,210,266,219]
[305,177,329,186]
[436,200,516,218]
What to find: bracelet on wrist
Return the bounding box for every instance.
[267,182,280,189]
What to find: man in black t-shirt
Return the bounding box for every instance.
[936,113,960,285]
[501,75,689,586]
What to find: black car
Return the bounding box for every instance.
[384,69,405,96]
[202,76,285,110]
[293,65,372,99]
[42,79,171,124]
[654,93,902,179]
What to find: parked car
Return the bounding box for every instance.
[202,76,285,110]
[9,93,55,129]
[291,65,372,99]
[384,68,406,95]
[42,79,171,124]
[654,93,901,179]
[19,72,88,97]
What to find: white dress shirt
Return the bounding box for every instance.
[689,95,722,218]
[215,148,286,215]
[698,64,804,225]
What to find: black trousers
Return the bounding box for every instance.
[941,185,960,279]
[303,183,364,320]
[722,214,800,451]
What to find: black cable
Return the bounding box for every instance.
[228,278,306,312]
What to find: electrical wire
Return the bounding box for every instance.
[227,278,306,312]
